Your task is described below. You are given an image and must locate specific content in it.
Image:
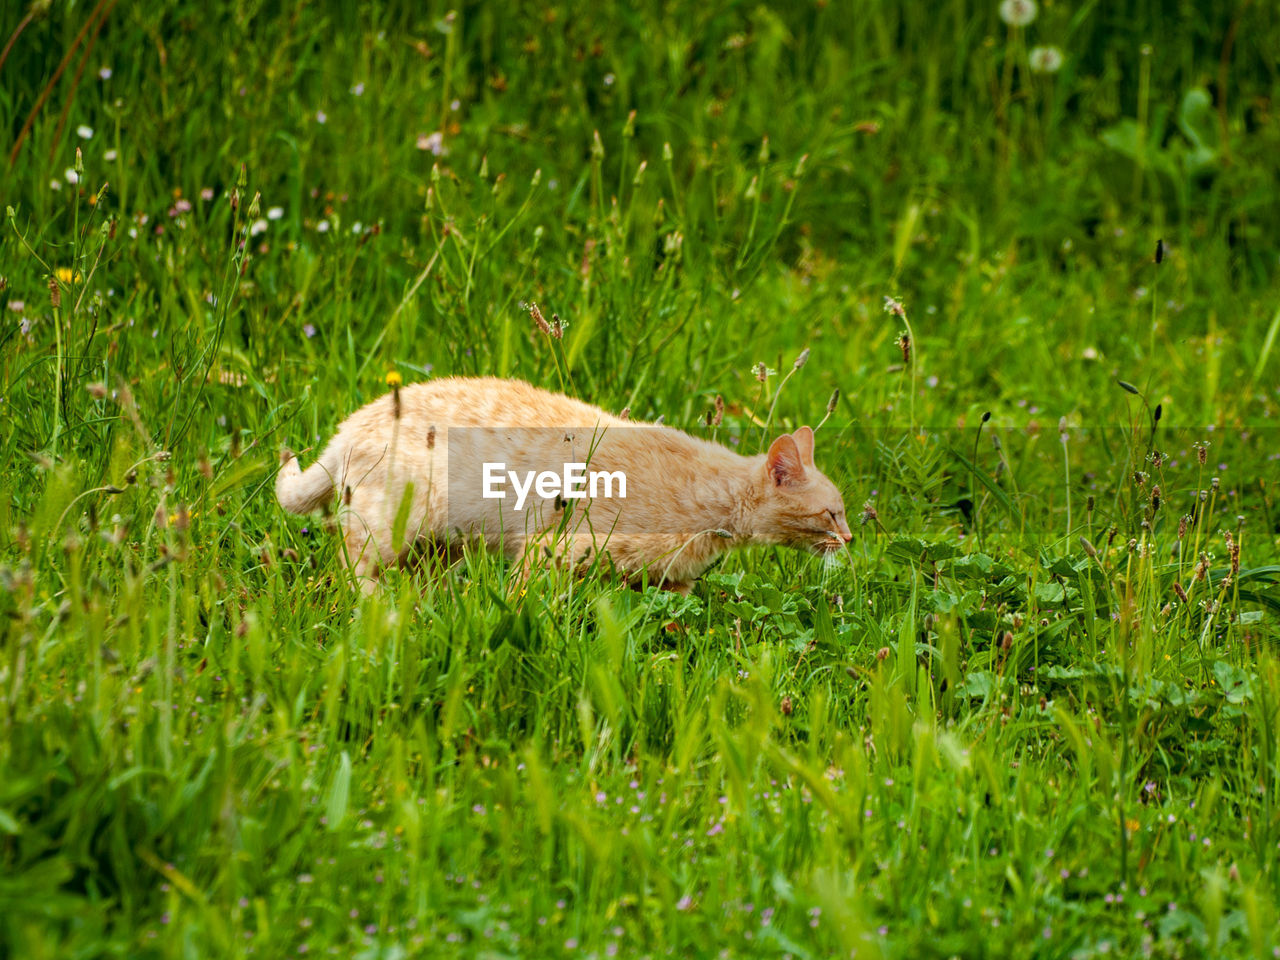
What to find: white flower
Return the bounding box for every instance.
[416,131,445,155]
[77,125,94,139]
[267,206,284,220]
[350,82,364,96]
[315,110,327,124]
[316,220,330,233]
[104,148,117,161]
[64,168,79,184]
[1029,45,1064,73]
[250,218,268,236]
[50,179,62,191]
[98,66,112,80]
[999,0,1037,27]
[351,222,363,234]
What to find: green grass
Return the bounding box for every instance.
[3,1,1280,957]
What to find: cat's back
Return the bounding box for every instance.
[342,377,625,432]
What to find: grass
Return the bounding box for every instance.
[2,1,1280,957]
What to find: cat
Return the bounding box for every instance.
[276,377,851,593]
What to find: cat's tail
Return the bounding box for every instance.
[276,446,339,514]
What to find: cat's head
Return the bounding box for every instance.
[751,427,851,553]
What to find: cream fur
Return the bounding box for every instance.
[276,377,851,591]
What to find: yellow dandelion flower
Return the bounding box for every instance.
[54,267,82,284]
[1126,818,1141,833]
[385,370,403,388]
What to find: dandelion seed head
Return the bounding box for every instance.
[1029,45,1064,73]
[999,0,1037,26]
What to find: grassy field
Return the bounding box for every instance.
[3,1,1280,957]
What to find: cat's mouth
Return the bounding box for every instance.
[811,537,846,554]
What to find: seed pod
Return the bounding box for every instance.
[529,302,552,336]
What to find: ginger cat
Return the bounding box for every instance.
[276,377,852,592]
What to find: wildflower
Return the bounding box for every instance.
[303,323,317,339]
[201,187,214,201]
[385,370,403,388]
[351,82,365,96]
[793,347,810,369]
[315,110,327,124]
[1028,46,1063,73]
[250,219,268,236]
[267,206,283,220]
[316,220,330,233]
[529,302,553,336]
[676,895,694,911]
[417,131,446,155]
[77,125,94,139]
[860,500,879,526]
[55,267,82,285]
[883,295,905,318]
[1225,531,1240,576]
[999,0,1037,27]
[50,179,62,191]
[6,300,24,312]
[65,167,80,184]
[98,66,112,79]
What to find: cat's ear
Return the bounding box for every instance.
[766,434,807,486]
[792,426,815,466]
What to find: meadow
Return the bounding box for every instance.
[3,1,1280,957]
